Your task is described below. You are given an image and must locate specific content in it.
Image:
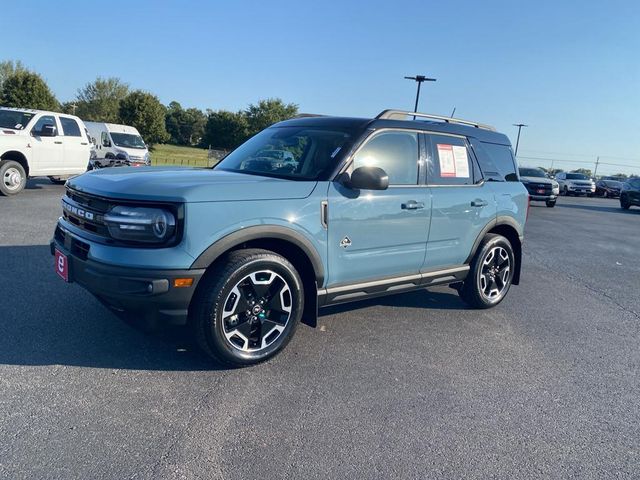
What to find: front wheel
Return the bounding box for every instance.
[191,249,303,366]
[621,196,631,210]
[546,200,556,208]
[458,234,515,309]
[0,160,27,196]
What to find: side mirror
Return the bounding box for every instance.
[40,125,57,137]
[348,166,389,190]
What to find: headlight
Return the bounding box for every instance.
[104,206,176,243]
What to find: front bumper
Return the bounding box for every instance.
[529,194,557,201]
[567,185,595,194]
[50,237,205,325]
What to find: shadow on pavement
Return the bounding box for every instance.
[0,244,222,371]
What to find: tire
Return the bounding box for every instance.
[562,186,569,196]
[0,160,27,196]
[191,248,303,366]
[458,234,515,309]
[620,196,630,210]
[602,190,608,198]
[48,176,67,185]
[546,200,556,208]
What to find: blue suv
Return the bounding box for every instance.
[51,110,528,366]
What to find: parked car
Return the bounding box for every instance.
[620,178,640,210]
[555,172,596,196]
[0,107,92,195]
[518,167,559,207]
[85,122,150,168]
[595,179,622,198]
[51,109,528,366]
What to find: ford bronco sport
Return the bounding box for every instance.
[51,110,527,366]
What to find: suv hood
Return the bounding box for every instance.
[520,176,555,185]
[67,167,318,202]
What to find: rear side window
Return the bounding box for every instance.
[477,141,518,182]
[60,117,82,137]
[425,134,477,186]
[352,131,419,185]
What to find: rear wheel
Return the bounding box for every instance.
[458,234,515,309]
[191,249,303,366]
[0,160,27,196]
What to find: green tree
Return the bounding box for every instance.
[572,168,592,177]
[165,101,206,146]
[244,98,298,136]
[202,110,249,150]
[119,91,169,146]
[0,60,27,90]
[75,77,129,122]
[1,70,59,111]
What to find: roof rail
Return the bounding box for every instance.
[376,109,496,131]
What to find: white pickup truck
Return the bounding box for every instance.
[0,107,92,196]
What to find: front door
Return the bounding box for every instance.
[327,130,431,286]
[30,115,64,175]
[422,132,495,270]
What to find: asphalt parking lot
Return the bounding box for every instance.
[1,180,639,479]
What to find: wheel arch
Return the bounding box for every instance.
[466,217,523,285]
[1,150,29,177]
[190,226,324,327]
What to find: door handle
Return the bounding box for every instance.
[402,200,425,210]
[471,199,488,207]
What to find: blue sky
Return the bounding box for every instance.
[2,0,639,175]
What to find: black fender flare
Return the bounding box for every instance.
[465,216,524,285]
[190,225,325,286]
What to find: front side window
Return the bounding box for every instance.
[60,117,82,137]
[352,131,419,185]
[101,132,110,147]
[426,134,475,186]
[110,132,146,149]
[30,115,57,136]
[216,126,355,181]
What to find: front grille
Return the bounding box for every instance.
[62,188,114,239]
[525,183,553,195]
[55,225,90,260]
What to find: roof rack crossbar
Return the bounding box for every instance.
[376,109,496,131]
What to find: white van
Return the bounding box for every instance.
[0,107,92,195]
[85,122,150,167]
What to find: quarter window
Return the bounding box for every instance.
[426,134,475,186]
[352,131,419,185]
[60,117,82,137]
[30,115,57,136]
[478,142,518,182]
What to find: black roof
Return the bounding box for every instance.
[275,115,511,145]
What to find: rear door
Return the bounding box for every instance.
[29,114,64,175]
[326,129,431,286]
[59,116,90,173]
[422,132,495,270]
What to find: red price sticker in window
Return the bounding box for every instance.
[437,144,456,177]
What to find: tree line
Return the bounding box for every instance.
[0,60,298,148]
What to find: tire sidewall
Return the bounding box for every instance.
[472,236,515,307]
[207,257,303,365]
[0,160,27,195]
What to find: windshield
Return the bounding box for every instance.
[215,126,355,180]
[110,132,146,149]
[0,109,35,130]
[628,178,640,188]
[519,168,546,178]
[566,173,589,180]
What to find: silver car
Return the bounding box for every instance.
[555,172,596,196]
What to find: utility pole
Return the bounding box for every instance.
[404,75,437,112]
[594,156,600,178]
[513,123,528,157]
